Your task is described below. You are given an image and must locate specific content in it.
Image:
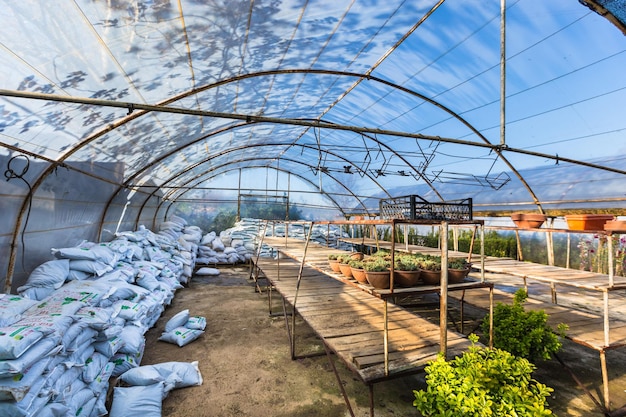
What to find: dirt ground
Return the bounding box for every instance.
[140,265,626,417]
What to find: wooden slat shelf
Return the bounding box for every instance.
[253,235,492,390]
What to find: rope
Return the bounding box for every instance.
[4,155,33,271]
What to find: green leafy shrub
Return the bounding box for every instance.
[413,334,555,417]
[481,289,567,362]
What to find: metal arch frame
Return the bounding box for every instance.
[132,151,382,232]
[5,67,626,283]
[96,120,437,240]
[158,164,372,225]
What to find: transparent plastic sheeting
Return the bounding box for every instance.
[1,1,626,289]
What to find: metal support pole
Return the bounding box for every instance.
[440,221,449,357]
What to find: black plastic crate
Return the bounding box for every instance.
[379,195,472,221]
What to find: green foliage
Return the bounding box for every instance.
[363,258,390,272]
[394,254,420,271]
[481,289,567,362]
[413,334,555,417]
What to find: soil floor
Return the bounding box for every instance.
[140,265,626,417]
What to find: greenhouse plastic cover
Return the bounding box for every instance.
[1,0,626,290]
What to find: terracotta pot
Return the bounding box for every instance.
[393,270,421,287]
[511,213,546,229]
[605,220,626,232]
[328,260,341,273]
[365,270,390,289]
[351,267,368,284]
[565,214,614,231]
[350,252,364,261]
[448,268,470,284]
[339,263,353,278]
[420,269,441,285]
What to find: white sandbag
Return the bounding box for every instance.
[0,295,37,327]
[113,300,147,322]
[119,361,202,395]
[82,352,109,384]
[150,360,203,388]
[110,353,141,377]
[63,343,95,368]
[37,402,69,417]
[0,335,62,377]
[0,325,44,360]
[17,259,70,292]
[0,354,49,401]
[69,259,113,276]
[164,309,189,333]
[66,387,96,417]
[109,382,164,417]
[16,286,55,301]
[89,392,107,417]
[0,376,49,417]
[52,242,118,265]
[211,237,225,251]
[93,335,125,357]
[158,326,203,347]
[185,316,207,331]
[89,361,115,394]
[195,267,220,276]
[73,306,115,330]
[118,325,145,355]
[135,272,162,292]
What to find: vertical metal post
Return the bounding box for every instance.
[440,221,449,357]
[608,234,614,287]
[480,224,485,283]
[500,0,507,146]
[290,223,314,359]
[384,299,389,376]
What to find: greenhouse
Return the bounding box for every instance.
[1,1,626,416]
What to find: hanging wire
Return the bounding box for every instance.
[4,155,33,271]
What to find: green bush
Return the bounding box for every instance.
[413,334,555,417]
[481,289,567,362]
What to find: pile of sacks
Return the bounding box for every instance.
[0,216,201,417]
[196,218,260,265]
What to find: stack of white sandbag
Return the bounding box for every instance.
[0,218,202,416]
[196,218,263,265]
[110,360,203,417]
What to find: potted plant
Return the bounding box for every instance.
[328,253,342,273]
[393,254,421,287]
[447,257,471,283]
[337,254,353,278]
[418,255,442,285]
[363,258,391,289]
[510,212,547,229]
[349,259,368,284]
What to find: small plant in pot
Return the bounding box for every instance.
[363,258,391,289]
[447,257,472,283]
[417,255,442,285]
[393,255,421,287]
[337,254,354,277]
[327,253,342,273]
[349,259,368,284]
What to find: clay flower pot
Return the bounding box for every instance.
[328,259,341,273]
[393,270,421,287]
[448,267,470,284]
[338,262,353,278]
[566,214,614,231]
[350,267,368,284]
[365,270,390,289]
[511,213,547,229]
[420,269,441,285]
[605,220,626,232]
